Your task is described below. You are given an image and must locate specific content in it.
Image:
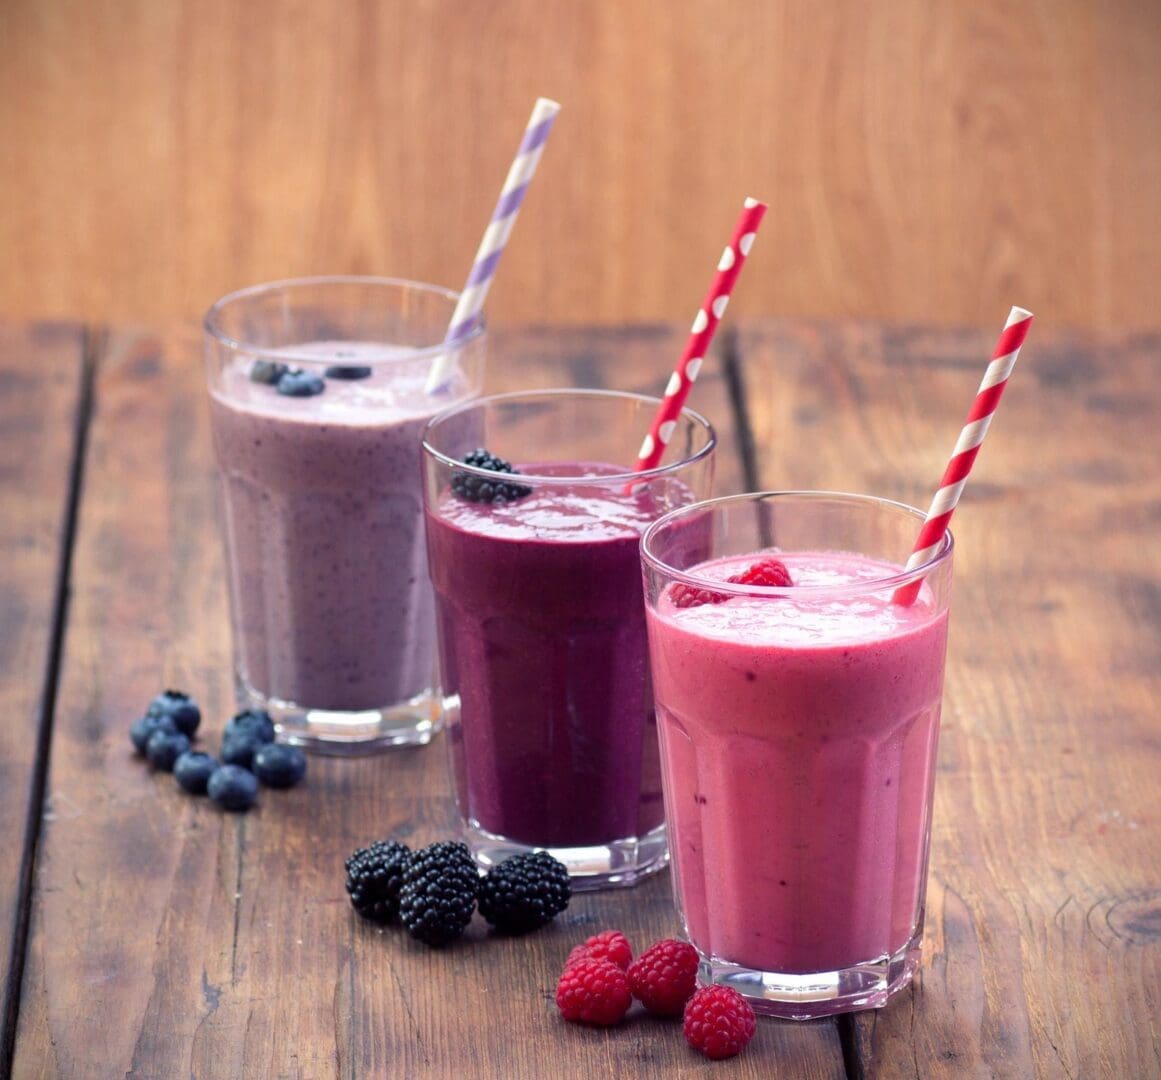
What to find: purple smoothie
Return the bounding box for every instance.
[424,464,678,848]
[210,344,469,713]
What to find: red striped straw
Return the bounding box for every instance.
[893,305,1034,605]
[632,197,768,472]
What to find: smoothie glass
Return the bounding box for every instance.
[421,389,715,888]
[205,277,485,753]
[641,491,953,1017]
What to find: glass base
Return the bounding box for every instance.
[236,677,440,756]
[698,927,922,1020]
[462,819,669,891]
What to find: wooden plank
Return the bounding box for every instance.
[13,324,844,1077]
[735,319,1161,1077]
[2,2,1161,334]
[0,322,87,1073]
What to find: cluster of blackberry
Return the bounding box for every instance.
[450,448,533,505]
[345,839,570,946]
[129,690,306,811]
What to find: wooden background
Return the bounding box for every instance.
[1,0,1159,334]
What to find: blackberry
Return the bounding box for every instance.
[174,751,218,794]
[249,359,288,385]
[477,851,571,934]
[252,743,307,788]
[146,729,191,771]
[398,841,480,946]
[224,709,276,745]
[276,368,326,397]
[130,712,176,754]
[147,689,201,737]
[207,764,259,811]
[344,840,412,923]
[450,448,532,505]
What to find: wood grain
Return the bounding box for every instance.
[0,1,1159,333]
[10,325,845,1077]
[736,319,1161,1077]
[0,322,87,1074]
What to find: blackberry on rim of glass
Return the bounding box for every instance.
[450,448,532,505]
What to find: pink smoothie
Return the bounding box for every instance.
[210,344,470,712]
[647,551,949,975]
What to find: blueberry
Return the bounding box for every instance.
[249,360,289,385]
[130,713,176,754]
[147,689,201,737]
[220,733,262,769]
[146,729,191,771]
[325,364,372,380]
[207,765,259,811]
[174,751,219,794]
[276,369,325,397]
[252,743,307,788]
[224,708,276,744]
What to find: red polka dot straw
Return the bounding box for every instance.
[633,197,768,473]
[893,305,1034,605]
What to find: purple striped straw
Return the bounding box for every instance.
[426,97,561,392]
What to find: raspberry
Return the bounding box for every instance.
[565,929,633,971]
[683,985,757,1060]
[555,958,632,1026]
[728,556,793,588]
[669,582,728,609]
[627,938,699,1016]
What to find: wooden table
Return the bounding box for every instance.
[1,317,1157,1078]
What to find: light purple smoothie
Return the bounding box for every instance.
[210,344,468,713]
[424,464,679,848]
[647,550,949,977]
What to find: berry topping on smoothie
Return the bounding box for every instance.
[325,364,373,380]
[249,360,288,385]
[275,368,326,397]
[451,447,532,504]
[728,556,793,588]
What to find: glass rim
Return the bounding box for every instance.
[420,387,717,485]
[202,275,486,363]
[640,489,955,598]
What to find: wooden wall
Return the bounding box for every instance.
[1,0,1159,332]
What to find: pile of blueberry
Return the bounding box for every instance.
[249,358,372,398]
[129,690,307,811]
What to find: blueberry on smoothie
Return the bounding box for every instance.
[276,369,326,397]
[325,364,373,380]
[249,360,289,385]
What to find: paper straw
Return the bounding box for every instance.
[632,197,768,472]
[425,97,561,393]
[893,305,1034,605]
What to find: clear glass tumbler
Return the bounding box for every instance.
[641,491,953,1016]
[422,389,716,888]
[205,276,485,753]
